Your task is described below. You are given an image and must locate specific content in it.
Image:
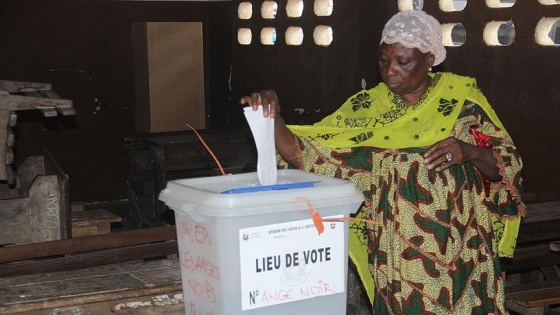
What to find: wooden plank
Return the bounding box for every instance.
[0,284,182,314]
[0,240,178,278]
[0,80,52,93]
[42,147,72,240]
[0,225,176,263]
[501,244,560,272]
[27,175,65,243]
[0,198,29,246]
[0,94,73,111]
[0,258,182,314]
[551,240,560,253]
[17,155,45,194]
[4,147,13,165]
[505,300,546,315]
[72,209,122,227]
[505,281,560,315]
[3,273,147,303]
[518,201,560,244]
[0,150,71,245]
[506,281,560,296]
[0,111,8,180]
[0,173,68,245]
[72,225,102,238]
[506,281,560,308]
[71,201,85,213]
[13,291,185,315]
[541,265,560,281]
[507,287,560,308]
[0,257,180,286]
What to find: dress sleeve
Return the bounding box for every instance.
[452,102,525,258]
[276,134,374,194]
[453,102,525,219]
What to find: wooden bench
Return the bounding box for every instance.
[503,201,560,315]
[0,226,177,277]
[505,281,560,315]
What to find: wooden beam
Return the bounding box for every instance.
[518,201,560,244]
[506,281,560,310]
[502,244,560,272]
[0,226,176,263]
[0,240,178,277]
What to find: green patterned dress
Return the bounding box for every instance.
[279,75,524,314]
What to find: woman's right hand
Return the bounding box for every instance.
[239,89,301,168]
[240,90,281,119]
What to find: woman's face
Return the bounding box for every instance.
[378,42,435,102]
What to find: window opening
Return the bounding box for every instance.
[313,25,333,46]
[285,27,304,45]
[486,0,516,8]
[535,17,560,46]
[261,1,278,19]
[238,2,252,20]
[538,0,560,4]
[314,0,333,17]
[442,23,466,47]
[439,0,467,12]
[238,28,252,45]
[398,0,424,11]
[261,27,277,45]
[483,21,515,46]
[287,0,304,18]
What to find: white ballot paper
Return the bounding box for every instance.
[244,106,278,185]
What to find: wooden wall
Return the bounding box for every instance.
[0,0,558,203]
[0,0,233,202]
[230,0,560,201]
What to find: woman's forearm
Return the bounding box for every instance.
[274,116,301,168]
[468,145,501,182]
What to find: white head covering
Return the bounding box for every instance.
[380,10,446,66]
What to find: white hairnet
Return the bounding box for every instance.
[380,10,446,66]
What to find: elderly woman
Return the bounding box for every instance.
[241,10,524,314]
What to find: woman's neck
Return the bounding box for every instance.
[402,76,432,106]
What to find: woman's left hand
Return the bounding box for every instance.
[423,137,472,172]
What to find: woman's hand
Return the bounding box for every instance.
[239,89,302,168]
[240,90,281,118]
[423,137,468,171]
[423,137,501,181]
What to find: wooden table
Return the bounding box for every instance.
[124,128,257,225]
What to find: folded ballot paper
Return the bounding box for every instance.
[243,106,278,186]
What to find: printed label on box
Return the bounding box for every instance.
[239,215,345,310]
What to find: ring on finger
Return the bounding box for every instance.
[445,152,452,163]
